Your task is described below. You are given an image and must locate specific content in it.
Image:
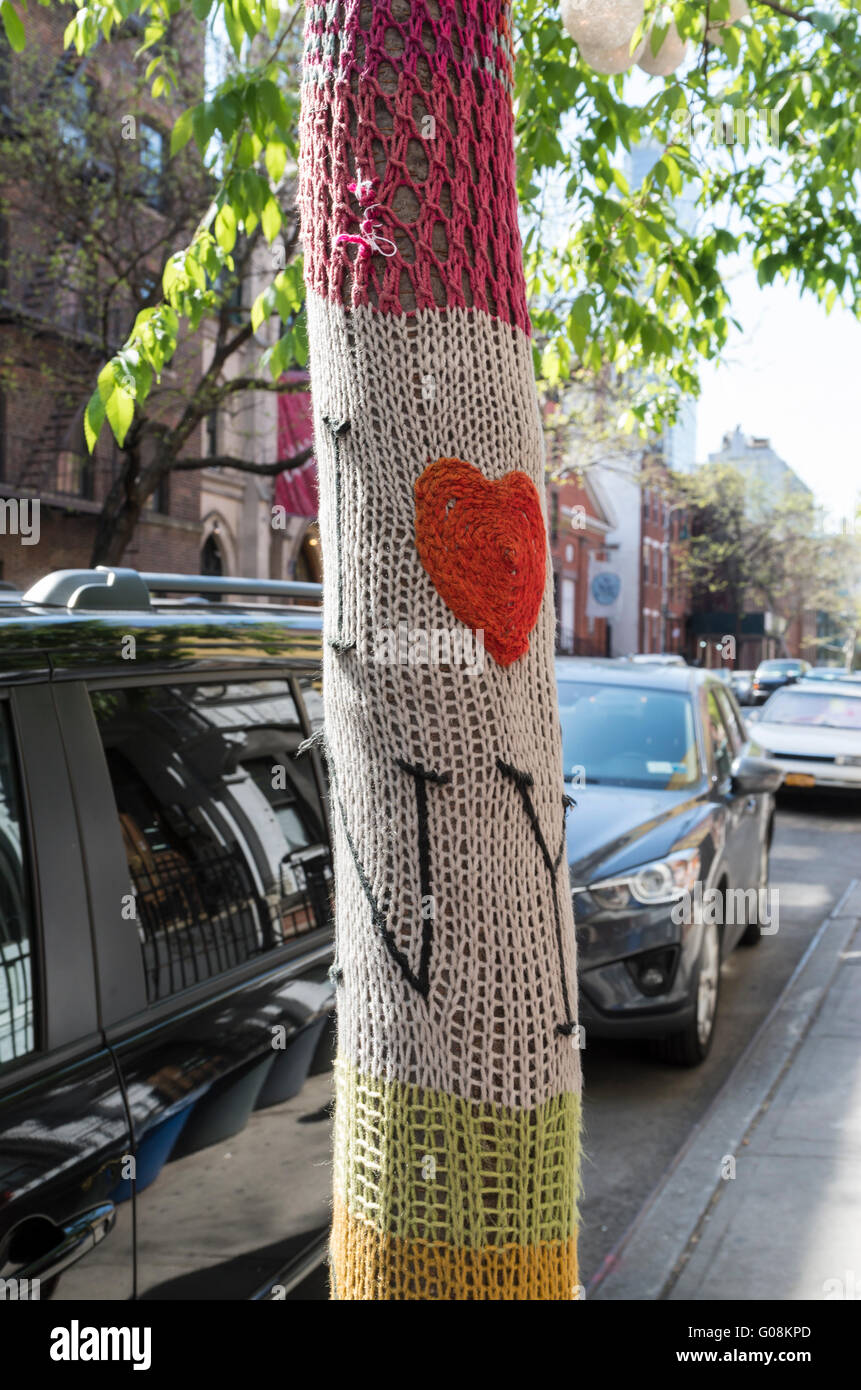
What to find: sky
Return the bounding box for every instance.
[695,267,861,531]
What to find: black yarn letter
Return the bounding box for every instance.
[496,757,576,1037]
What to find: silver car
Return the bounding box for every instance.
[748,682,861,790]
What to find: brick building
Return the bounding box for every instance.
[0,8,204,589]
[548,473,613,657]
[639,454,690,657]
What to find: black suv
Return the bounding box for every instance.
[0,567,334,1300]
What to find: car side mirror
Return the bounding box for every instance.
[731,753,784,795]
[745,708,761,723]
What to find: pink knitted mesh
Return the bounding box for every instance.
[299,0,530,334]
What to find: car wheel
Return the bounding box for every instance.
[652,919,721,1067]
[740,829,770,947]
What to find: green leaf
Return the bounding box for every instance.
[192,0,214,18]
[223,1,244,57]
[191,101,217,154]
[171,107,194,157]
[264,0,280,39]
[84,389,106,454]
[261,196,282,243]
[215,202,238,253]
[251,284,274,332]
[105,384,135,446]
[1,1,26,52]
[265,140,287,185]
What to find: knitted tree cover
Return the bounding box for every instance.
[299,0,581,1300]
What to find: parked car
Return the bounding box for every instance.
[729,669,756,705]
[0,567,334,1300]
[802,666,861,684]
[750,657,811,704]
[557,659,784,1065]
[628,652,688,666]
[746,681,861,791]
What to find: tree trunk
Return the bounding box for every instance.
[299,0,581,1299]
[90,454,144,566]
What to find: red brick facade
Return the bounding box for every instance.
[639,457,690,656]
[0,7,203,590]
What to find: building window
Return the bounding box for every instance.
[143,475,169,515]
[57,64,93,154]
[141,439,168,514]
[56,407,95,499]
[138,121,165,211]
[550,489,559,545]
[205,410,218,459]
[201,531,224,576]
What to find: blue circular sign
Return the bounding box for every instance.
[591,571,621,606]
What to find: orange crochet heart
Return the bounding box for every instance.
[414,457,546,667]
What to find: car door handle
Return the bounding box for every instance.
[12,1203,116,1285]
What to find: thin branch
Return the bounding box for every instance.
[172,445,314,476]
[206,374,311,399]
[751,0,815,22]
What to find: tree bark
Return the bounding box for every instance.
[90,454,144,566]
[300,0,581,1299]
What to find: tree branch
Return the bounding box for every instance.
[172,445,314,476]
[751,0,816,22]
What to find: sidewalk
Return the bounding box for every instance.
[589,880,861,1302]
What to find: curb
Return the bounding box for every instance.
[588,878,861,1301]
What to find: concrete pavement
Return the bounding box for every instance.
[589,879,861,1301]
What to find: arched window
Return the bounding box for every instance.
[201,532,224,577]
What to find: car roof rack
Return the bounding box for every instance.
[21,567,323,612]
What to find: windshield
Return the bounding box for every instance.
[758,660,803,674]
[761,690,861,729]
[558,681,700,790]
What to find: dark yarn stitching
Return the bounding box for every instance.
[331,757,450,999]
[395,758,452,999]
[496,757,576,1037]
[323,415,352,652]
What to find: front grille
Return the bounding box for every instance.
[772,751,836,763]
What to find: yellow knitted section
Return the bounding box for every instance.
[331,1198,579,1300]
[333,1057,580,1250]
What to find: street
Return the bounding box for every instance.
[579,791,861,1289]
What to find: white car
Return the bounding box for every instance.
[748,682,861,790]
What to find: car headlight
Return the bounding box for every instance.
[587,848,701,910]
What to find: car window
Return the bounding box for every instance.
[705,688,734,783]
[0,702,37,1067]
[298,673,324,733]
[714,687,745,754]
[558,681,700,789]
[90,680,333,1004]
[761,689,861,729]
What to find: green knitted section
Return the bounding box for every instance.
[333,1057,581,1249]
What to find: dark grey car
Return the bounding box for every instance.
[557,660,784,1065]
[0,567,333,1300]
